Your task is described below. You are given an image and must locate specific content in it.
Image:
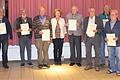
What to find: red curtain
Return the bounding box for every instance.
[9,0,120,45]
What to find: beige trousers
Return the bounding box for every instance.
[35,39,50,65]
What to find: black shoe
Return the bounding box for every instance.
[43,64,50,68]
[38,64,43,69]
[95,67,100,71]
[116,73,120,76]
[84,66,92,70]
[54,61,58,65]
[28,63,33,65]
[69,63,75,66]
[20,63,25,66]
[3,64,9,69]
[55,63,58,65]
[58,63,62,65]
[76,63,82,67]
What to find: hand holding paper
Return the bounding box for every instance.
[106,33,116,46]
[39,31,43,35]
[42,29,50,41]
[20,23,30,35]
[0,23,7,35]
[86,23,97,37]
[68,19,77,31]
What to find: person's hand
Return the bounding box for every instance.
[39,31,43,35]
[17,29,22,32]
[48,41,51,45]
[93,30,97,33]
[28,28,32,32]
[105,37,108,41]
[9,39,13,44]
[65,23,69,26]
[113,37,118,41]
[76,22,80,27]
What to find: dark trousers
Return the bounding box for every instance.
[85,38,101,67]
[19,36,32,63]
[53,38,64,64]
[0,37,8,65]
[100,35,106,65]
[68,35,82,64]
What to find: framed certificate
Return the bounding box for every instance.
[68,19,77,31]
[20,23,30,35]
[86,23,97,37]
[42,29,50,41]
[0,23,7,35]
[106,33,116,46]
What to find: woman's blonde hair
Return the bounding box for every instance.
[54,9,62,17]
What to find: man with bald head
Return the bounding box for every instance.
[33,6,51,68]
[66,6,83,67]
[14,9,33,66]
[83,8,103,71]
[0,8,13,68]
[104,10,120,76]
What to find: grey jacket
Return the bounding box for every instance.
[66,12,83,36]
[83,16,103,43]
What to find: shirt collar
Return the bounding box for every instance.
[89,16,95,20]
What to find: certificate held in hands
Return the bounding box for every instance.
[42,29,50,41]
[106,33,116,46]
[86,23,97,37]
[20,23,30,35]
[0,23,7,35]
[68,19,77,31]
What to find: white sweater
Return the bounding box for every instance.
[51,18,66,39]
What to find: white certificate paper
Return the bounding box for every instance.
[103,19,109,27]
[68,19,77,31]
[0,23,7,35]
[86,23,97,37]
[20,23,30,35]
[42,29,50,41]
[106,33,116,46]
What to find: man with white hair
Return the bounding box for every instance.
[83,8,103,71]
[33,6,51,68]
[105,10,120,76]
[66,6,83,67]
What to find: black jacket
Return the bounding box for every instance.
[83,16,103,43]
[0,16,13,40]
[14,17,32,38]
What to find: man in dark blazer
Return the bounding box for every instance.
[14,9,33,66]
[0,8,13,69]
[104,10,120,76]
[83,8,103,71]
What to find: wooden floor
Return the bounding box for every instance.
[0,62,119,80]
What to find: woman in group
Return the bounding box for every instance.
[51,9,66,65]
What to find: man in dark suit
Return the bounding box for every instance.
[14,9,33,66]
[83,8,103,71]
[0,8,13,69]
[105,10,120,76]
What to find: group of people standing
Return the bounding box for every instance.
[0,4,120,76]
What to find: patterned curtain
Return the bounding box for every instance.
[9,0,120,45]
